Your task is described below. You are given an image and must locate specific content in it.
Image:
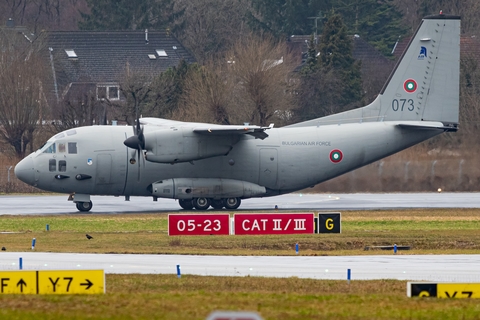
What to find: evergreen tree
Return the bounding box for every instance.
[324,0,407,56]
[301,34,318,75]
[318,14,363,106]
[144,60,200,118]
[248,0,325,37]
[296,14,363,121]
[79,0,173,30]
[249,0,406,56]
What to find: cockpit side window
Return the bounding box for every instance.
[58,143,66,153]
[68,142,77,154]
[59,160,67,172]
[49,159,56,172]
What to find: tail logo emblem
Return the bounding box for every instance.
[404,79,417,93]
[329,150,343,163]
[418,46,427,60]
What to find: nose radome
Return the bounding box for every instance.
[15,156,35,186]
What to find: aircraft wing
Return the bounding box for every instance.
[140,117,272,139]
[139,117,187,127]
[193,126,271,140]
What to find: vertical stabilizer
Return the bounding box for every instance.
[379,14,460,125]
[288,14,460,128]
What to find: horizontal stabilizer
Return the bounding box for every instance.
[396,121,458,132]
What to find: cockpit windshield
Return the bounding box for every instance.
[41,142,56,154]
[38,130,78,154]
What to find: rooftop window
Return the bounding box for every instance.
[156,49,167,57]
[65,49,77,58]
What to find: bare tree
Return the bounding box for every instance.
[226,34,298,126]
[0,0,87,32]
[174,61,233,124]
[174,35,298,126]
[51,83,106,132]
[0,28,49,158]
[115,69,152,124]
[172,0,251,64]
[393,0,480,35]
[458,56,480,145]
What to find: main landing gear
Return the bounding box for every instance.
[178,197,241,210]
[76,201,93,212]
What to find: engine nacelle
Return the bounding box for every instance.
[149,178,266,199]
[144,128,238,163]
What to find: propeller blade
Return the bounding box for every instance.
[137,145,141,181]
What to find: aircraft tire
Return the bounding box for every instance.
[179,199,194,210]
[224,197,241,210]
[210,199,224,210]
[76,201,93,212]
[193,197,211,210]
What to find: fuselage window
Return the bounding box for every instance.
[68,142,77,154]
[58,143,66,153]
[43,142,56,154]
[49,159,56,172]
[59,160,67,172]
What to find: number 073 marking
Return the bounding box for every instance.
[392,99,415,111]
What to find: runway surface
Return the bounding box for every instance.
[1,252,479,282]
[2,193,480,281]
[2,192,480,214]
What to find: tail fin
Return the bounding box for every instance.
[289,14,460,129]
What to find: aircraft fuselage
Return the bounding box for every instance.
[16,122,441,199]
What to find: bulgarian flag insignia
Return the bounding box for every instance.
[330,149,343,163]
[404,79,417,93]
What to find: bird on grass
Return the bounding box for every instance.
[86,234,93,240]
[1,247,6,251]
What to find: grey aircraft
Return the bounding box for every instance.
[15,14,460,212]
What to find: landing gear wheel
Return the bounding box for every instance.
[193,197,211,210]
[223,197,241,210]
[210,199,224,210]
[179,199,194,210]
[76,201,93,212]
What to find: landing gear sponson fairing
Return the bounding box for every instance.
[15,14,460,212]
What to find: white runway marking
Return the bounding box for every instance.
[1,253,479,281]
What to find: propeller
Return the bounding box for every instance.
[124,118,146,181]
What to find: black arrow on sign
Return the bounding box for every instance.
[80,279,93,290]
[17,279,27,293]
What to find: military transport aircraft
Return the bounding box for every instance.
[15,14,460,212]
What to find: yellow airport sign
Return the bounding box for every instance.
[408,282,480,298]
[0,270,104,295]
[38,270,105,294]
[0,271,37,294]
[437,283,480,298]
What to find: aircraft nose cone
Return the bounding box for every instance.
[15,156,35,185]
